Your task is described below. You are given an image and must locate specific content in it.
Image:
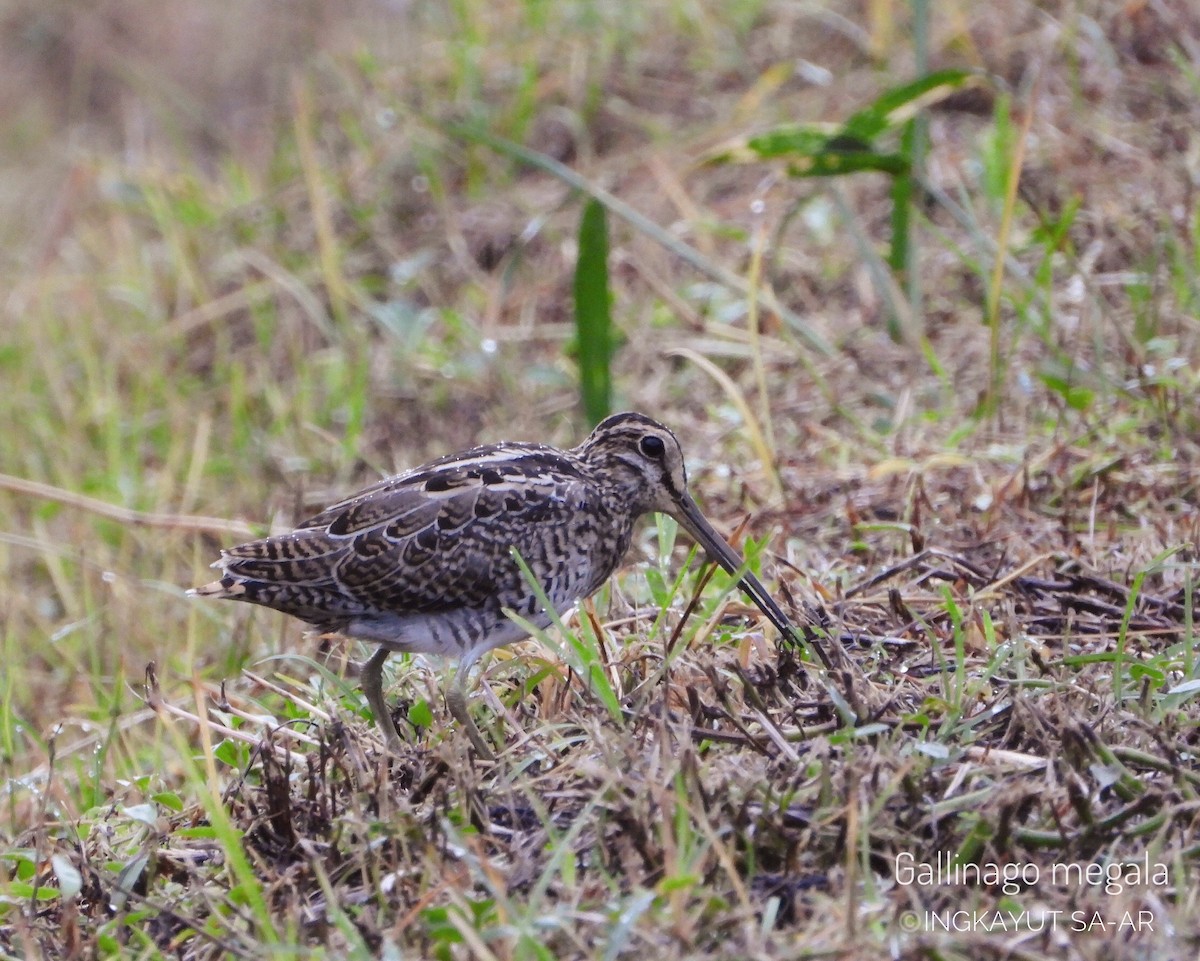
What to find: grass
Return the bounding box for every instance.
[2,0,1200,958]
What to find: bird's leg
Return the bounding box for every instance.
[361,646,405,754]
[446,661,496,761]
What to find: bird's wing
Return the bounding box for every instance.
[212,445,600,623]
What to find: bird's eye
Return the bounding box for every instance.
[639,434,666,458]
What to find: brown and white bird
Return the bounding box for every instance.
[192,412,814,758]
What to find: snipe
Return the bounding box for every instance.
[192,412,817,758]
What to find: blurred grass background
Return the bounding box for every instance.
[1,0,927,755]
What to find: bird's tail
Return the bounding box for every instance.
[187,577,243,599]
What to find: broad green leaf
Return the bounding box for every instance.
[842,69,977,141]
[708,69,977,176]
[787,150,908,178]
[1037,368,1094,411]
[709,126,907,177]
[727,124,848,161]
[407,698,434,728]
[151,792,184,812]
[4,881,59,901]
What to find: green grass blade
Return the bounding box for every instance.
[574,197,613,426]
[888,129,914,275]
[508,547,624,724]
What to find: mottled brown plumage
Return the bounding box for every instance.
[192,412,810,758]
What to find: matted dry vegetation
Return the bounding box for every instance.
[2,1,1199,959]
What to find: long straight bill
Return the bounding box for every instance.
[671,496,831,670]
